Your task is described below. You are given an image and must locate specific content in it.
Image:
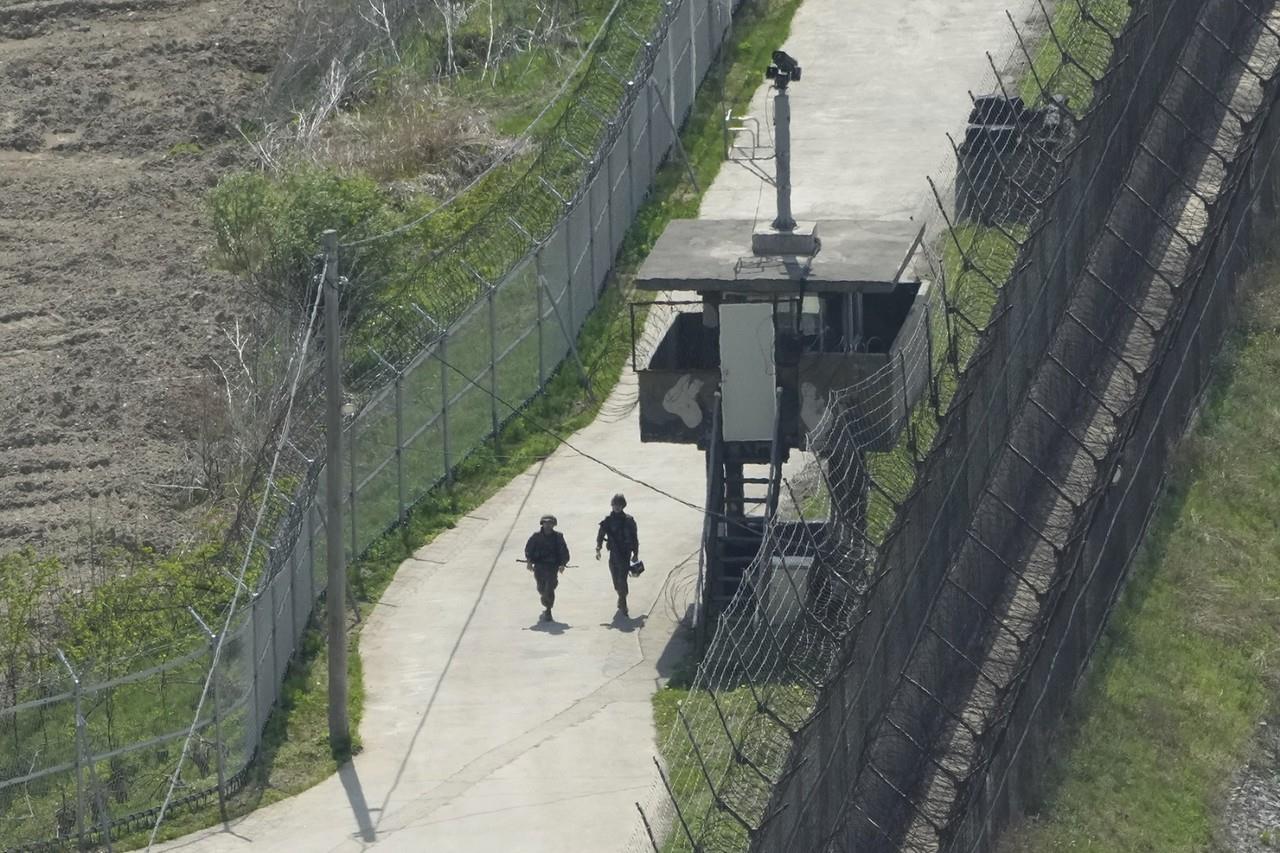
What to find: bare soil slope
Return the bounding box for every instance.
[0,0,288,561]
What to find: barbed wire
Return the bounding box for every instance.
[339,0,630,250]
[618,0,1280,851]
[623,2,1280,852]
[0,1,744,848]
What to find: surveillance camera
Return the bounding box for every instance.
[772,50,800,77]
[764,49,801,88]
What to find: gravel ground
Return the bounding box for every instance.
[1221,716,1280,852]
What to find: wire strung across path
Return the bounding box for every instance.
[427,345,795,543]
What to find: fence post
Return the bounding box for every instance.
[188,608,228,823]
[647,72,658,182]
[86,743,111,851]
[268,571,280,709]
[488,287,501,446]
[286,544,297,672]
[624,83,636,215]
[667,7,677,130]
[687,0,698,109]
[395,371,406,523]
[607,135,619,261]
[535,255,546,387]
[586,173,598,311]
[307,506,318,603]
[56,649,86,849]
[348,425,358,561]
[564,211,576,323]
[248,593,261,753]
[440,336,452,484]
[540,274,594,397]
[650,78,700,193]
[627,83,639,215]
[899,351,917,459]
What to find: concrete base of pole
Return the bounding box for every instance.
[752,221,820,256]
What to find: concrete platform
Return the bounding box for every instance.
[157,0,1038,851]
[635,218,924,292]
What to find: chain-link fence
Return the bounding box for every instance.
[0,0,746,848]
[627,0,1280,851]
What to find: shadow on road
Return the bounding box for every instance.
[339,762,377,843]
[370,461,548,832]
[601,612,648,632]
[527,619,572,635]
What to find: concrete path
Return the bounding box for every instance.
[158,1,1036,851]
[160,370,707,853]
[702,0,1040,222]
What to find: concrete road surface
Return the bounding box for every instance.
[158,0,1036,850]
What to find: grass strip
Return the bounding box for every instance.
[998,263,1280,852]
[1021,0,1132,115]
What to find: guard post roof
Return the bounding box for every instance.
[634,219,924,295]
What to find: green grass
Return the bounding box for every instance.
[167,140,204,157]
[998,264,1280,852]
[1021,0,1132,115]
[652,678,813,852]
[111,621,365,850]
[860,223,1022,542]
[391,0,620,135]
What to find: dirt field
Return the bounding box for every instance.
[0,0,290,563]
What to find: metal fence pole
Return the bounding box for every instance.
[606,141,617,263]
[564,210,576,319]
[395,372,406,523]
[687,0,698,107]
[650,78,700,193]
[285,545,297,677]
[667,9,677,130]
[647,74,658,182]
[540,274,594,396]
[627,85,639,215]
[586,176,598,310]
[307,506,318,603]
[535,255,546,386]
[86,749,111,852]
[247,593,261,756]
[440,336,452,484]
[56,649,86,849]
[188,608,228,823]
[488,288,501,444]
[348,425,358,561]
[268,573,280,710]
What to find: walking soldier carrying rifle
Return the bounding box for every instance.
[525,514,570,623]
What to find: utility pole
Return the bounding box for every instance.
[323,229,350,753]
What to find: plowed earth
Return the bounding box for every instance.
[0,0,288,562]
